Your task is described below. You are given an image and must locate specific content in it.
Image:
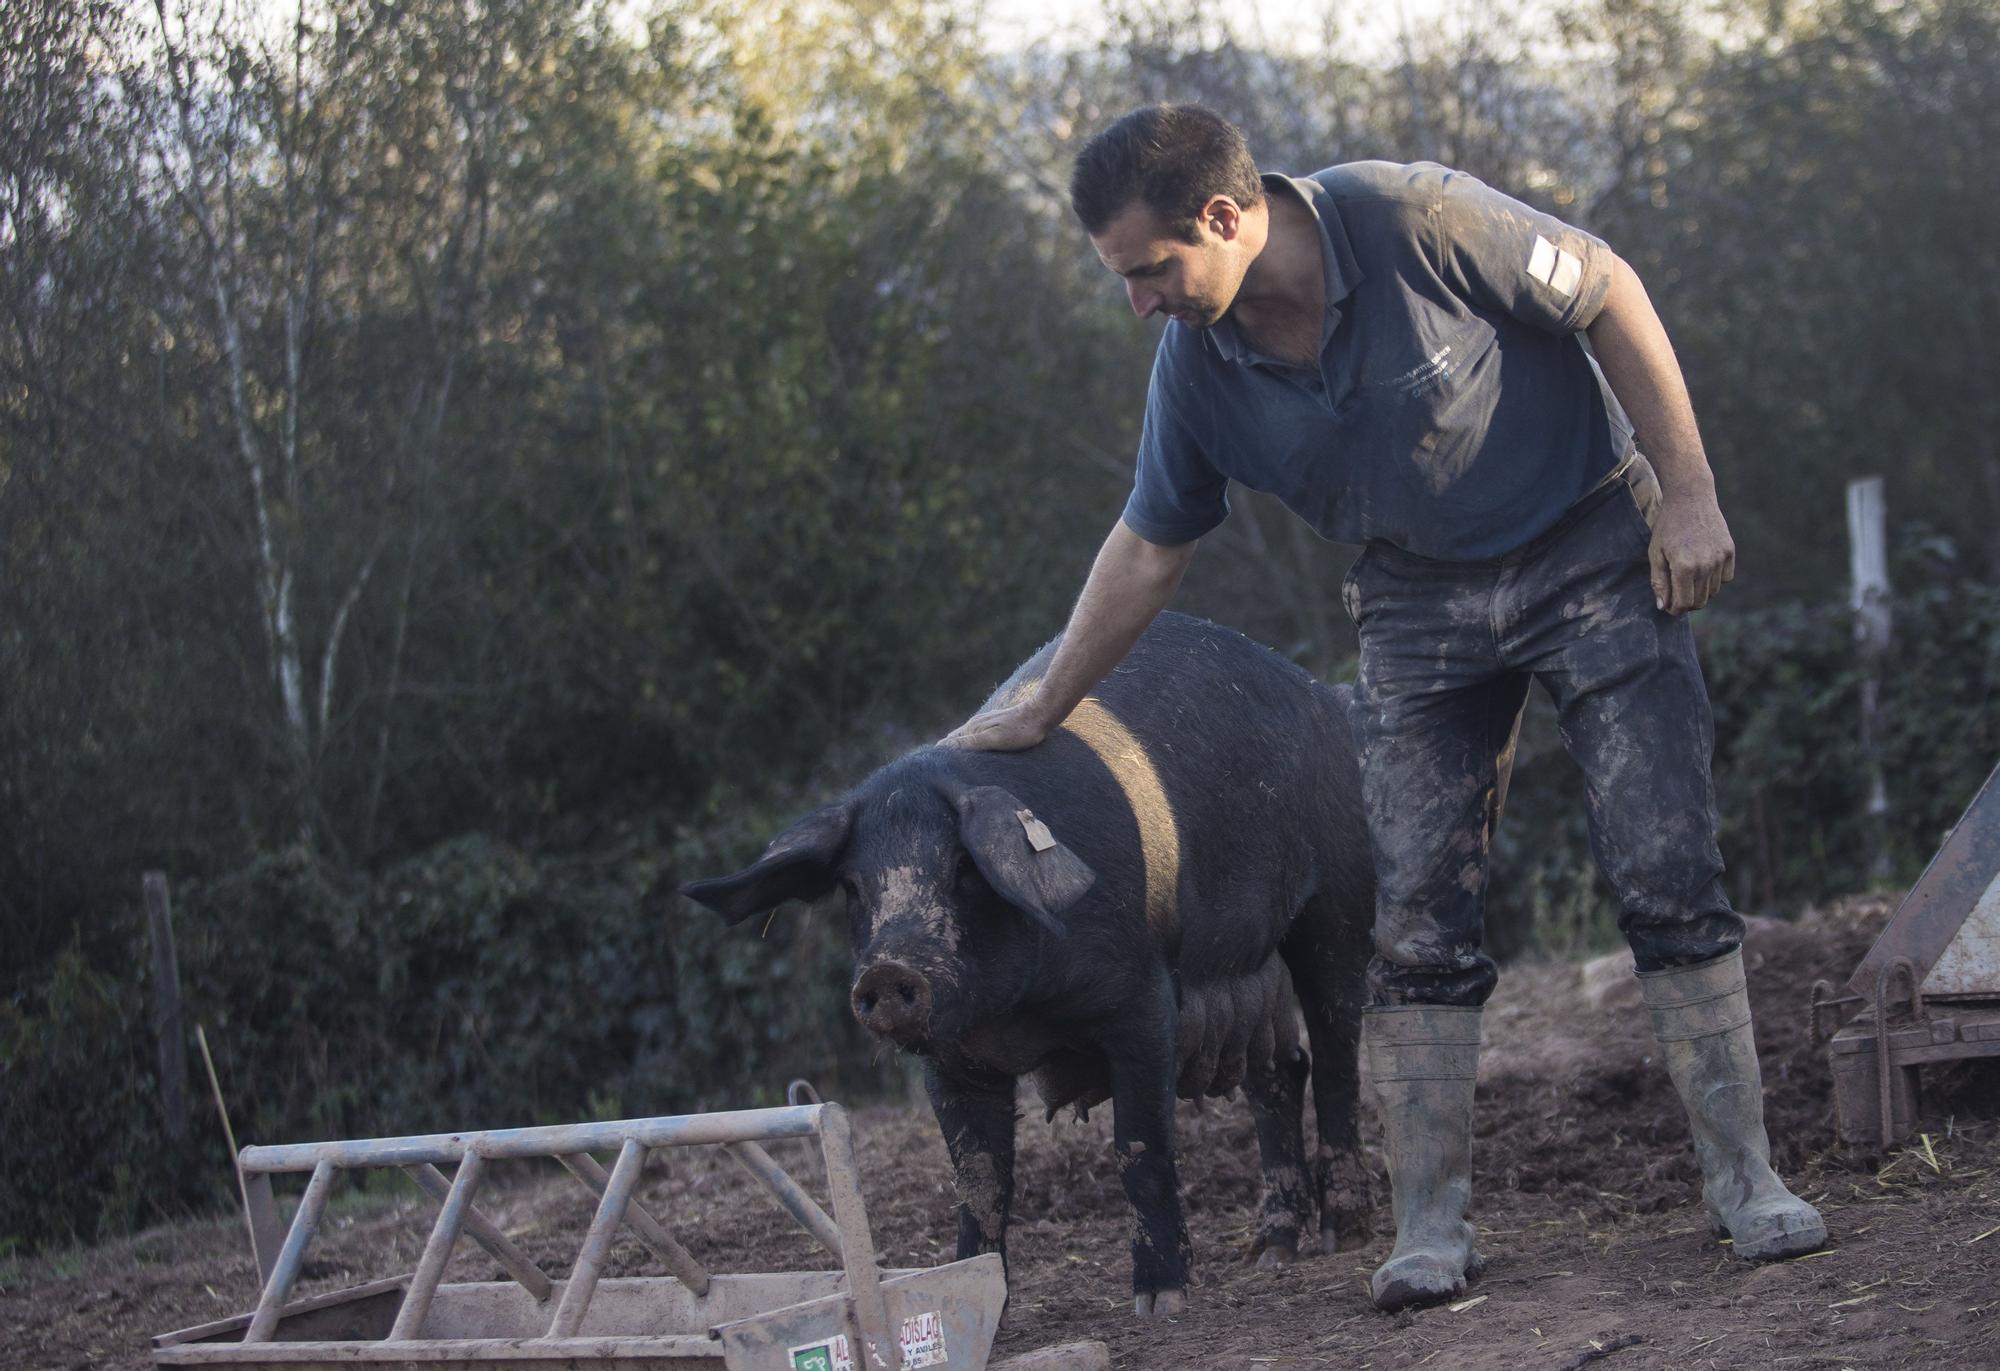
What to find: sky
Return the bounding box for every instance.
[973,0,1458,61]
[237,0,1455,65]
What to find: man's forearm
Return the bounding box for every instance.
[1586,253,1735,613]
[1022,520,1195,729]
[1586,257,1714,500]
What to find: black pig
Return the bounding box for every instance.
[682,612,1377,1314]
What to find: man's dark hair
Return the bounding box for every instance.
[1069,104,1264,241]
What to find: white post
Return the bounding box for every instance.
[1847,477,1892,881]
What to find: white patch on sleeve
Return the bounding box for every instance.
[1527,235,1558,285]
[1527,234,1583,298]
[1550,247,1583,297]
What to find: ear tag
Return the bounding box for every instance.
[1016,808,1058,853]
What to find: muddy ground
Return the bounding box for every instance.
[6,896,1998,1370]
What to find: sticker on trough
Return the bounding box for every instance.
[788,1333,854,1371]
[899,1309,949,1367]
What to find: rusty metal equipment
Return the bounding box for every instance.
[1813,760,2000,1148]
[151,1102,1108,1371]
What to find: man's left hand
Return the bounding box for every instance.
[941,702,1055,752]
[1648,490,1735,615]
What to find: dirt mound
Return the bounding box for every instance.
[6,896,1998,1370]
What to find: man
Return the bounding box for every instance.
[946,105,1826,1311]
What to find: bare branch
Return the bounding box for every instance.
[318,540,382,743]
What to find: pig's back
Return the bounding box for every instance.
[974,612,1367,979]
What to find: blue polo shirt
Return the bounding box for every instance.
[1121,162,1635,561]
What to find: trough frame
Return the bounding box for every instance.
[148,1102,1037,1371]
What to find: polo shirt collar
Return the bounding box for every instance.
[1204,171,1363,365]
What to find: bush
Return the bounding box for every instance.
[0,812,893,1251]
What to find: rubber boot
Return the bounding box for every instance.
[1640,949,1828,1260]
[1364,1005,1483,1311]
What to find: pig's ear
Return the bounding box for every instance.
[953,785,1095,937]
[679,802,853,925]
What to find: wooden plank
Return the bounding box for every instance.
[1884,1038,2000,1067]
[1828,1022,1937,1055]
[245,1172,284,1285]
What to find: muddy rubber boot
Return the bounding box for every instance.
[1364,1005,1483,1311]
[1640,949,1828,1261]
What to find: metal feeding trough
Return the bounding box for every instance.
[1813,760,2000,1148]
[150,1101,1106,1371]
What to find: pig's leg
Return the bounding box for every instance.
[1283,901,1375,1251]
[924,1060,1017,1269]
[1101,1003,1192,1315]
[1243,1011,1314,1267]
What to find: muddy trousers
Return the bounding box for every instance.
[1344,476,1745,1008]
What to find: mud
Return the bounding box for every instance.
[8,897,1998,1370]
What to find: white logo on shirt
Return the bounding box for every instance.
[1391,345,1455,396]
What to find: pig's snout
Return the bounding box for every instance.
[851,960,933,1043]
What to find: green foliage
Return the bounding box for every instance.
[0,946,162,1244]
[0,817,887,1246]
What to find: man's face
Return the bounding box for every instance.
[1089,198,1251,328]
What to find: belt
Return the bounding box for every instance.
[1589,449,1661,526]
[1590,450,1638,495]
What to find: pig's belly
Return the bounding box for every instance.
[1172,957,1297,1100]
[994,959,1300,1121]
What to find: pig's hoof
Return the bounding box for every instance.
[1254,1242,1297,1269]
[1133,1288,1187,1317]
[1370,1245,1483,1313]
[1370,1256,1465,1312]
